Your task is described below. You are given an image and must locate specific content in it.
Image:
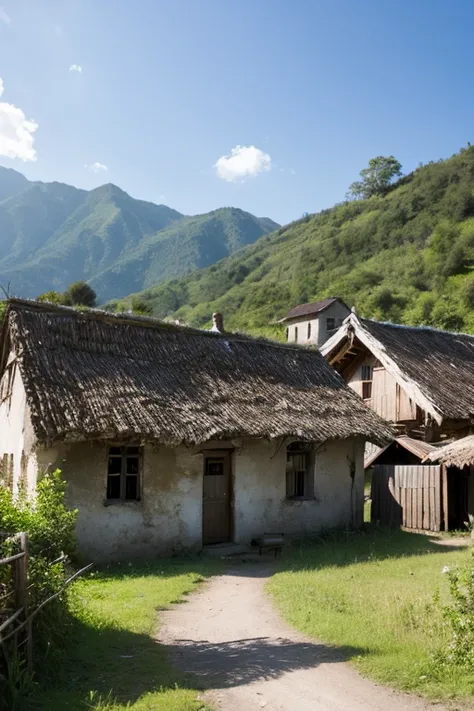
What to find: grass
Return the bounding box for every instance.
[26,558,221,711]
[267,527,474,701]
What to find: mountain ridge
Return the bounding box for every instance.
[0,166,279,300]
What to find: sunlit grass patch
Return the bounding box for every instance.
[268,528,474,700]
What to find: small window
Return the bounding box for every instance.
[286,442,314,499]
[107,446,141,501]
[361,365,373,381]
[307,322,311,339]
[205,458,225,476]
[285,327,289,341]
[294,326,298,342]
[326,317,335,331]
[362,381,372,400]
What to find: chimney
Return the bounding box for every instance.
[212,312,224,333]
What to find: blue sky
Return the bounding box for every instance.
[0,0,473,224]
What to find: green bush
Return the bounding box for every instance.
[463,277,474,308]
[435,559,474,669]
[0,471,78,708]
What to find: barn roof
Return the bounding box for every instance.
[365,436,436,469]
[1,299,393,448]
[423,435,474,469]
[280,297,348,322]
[321,313,474,425]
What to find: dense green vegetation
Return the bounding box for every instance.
[0,167,277,301]
[114,146,474,337]
[268,530,473,700]
[90,207,279,302]
[0,472,78,710]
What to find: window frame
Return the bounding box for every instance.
[294,326,298,343]
[307,322,311,340]
[361,364,373,381]
[361,364,373,401]
[106,445,142,502]
[326,317,336,331]
[286,441,315,500]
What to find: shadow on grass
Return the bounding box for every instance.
[27,617,189,710]
[28,620,364,709]
[23,558,223,711]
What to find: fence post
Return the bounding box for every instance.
[12,532,31,670]
[20,533,32,671]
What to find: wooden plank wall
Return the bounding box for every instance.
[371,464,442,532]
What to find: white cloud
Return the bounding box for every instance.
[0,7,11,24]
[53,25,63,37]
[0,77,38,161]
[69,64,82,73]
[85,162,108,173]
[214,145,272,182]
[290,168,296,175]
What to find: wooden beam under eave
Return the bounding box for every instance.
[442,463,449,532]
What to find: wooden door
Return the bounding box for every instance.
[203,452,231,544]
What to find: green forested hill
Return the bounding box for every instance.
[112,146,474,336]
[0,167,278,300]
[89,207,279,301]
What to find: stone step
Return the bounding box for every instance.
[202,542,251,558]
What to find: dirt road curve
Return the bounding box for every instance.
[159,564,443,711]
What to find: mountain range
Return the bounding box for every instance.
[110,146,474,337]
[0,166,279,301]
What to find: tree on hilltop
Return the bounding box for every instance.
[349,156,402,199]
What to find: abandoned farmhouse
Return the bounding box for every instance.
[0,299,391,561]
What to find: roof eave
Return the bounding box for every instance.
[322,314,445,426]
[281,297,343,323]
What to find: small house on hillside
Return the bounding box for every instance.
[0,300,391,561]
[280,297,350,348]
[321,311,474,442]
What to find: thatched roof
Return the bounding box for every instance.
[423,435,474,469]
[321,313,474,425]
[280,297,348,322]
[365,436,436,469]
[1,299,393,448]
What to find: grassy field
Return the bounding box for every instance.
[267,527,474,701]
[27,559,221,711]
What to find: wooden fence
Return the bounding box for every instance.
[0,532,91,672]
[0,532,31,668]
[371,464,445,532]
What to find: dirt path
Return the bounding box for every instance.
[159,563,444,711]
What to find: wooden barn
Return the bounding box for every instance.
[365,436,447,531]
[321,310,474,443]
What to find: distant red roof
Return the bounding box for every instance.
[281,297,348,322]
